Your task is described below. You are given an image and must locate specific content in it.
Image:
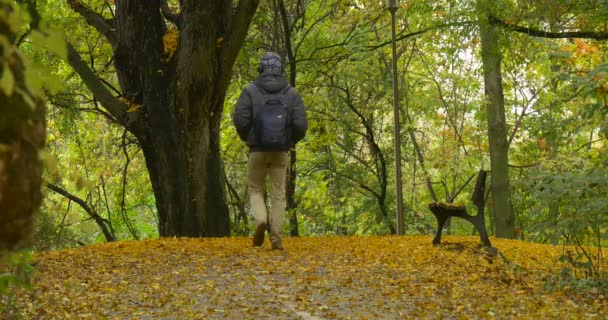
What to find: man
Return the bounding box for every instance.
[232,52,307,250]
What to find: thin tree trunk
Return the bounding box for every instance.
[279,0,299,236]
[286,151,298,236]
[408,128,438,202]
[478,6,515,238]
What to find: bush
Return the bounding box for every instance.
[525,156,607,280]
[0,251,34,318]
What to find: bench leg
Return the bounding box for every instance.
[473,204,492,247]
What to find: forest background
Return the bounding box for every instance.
[1,0,607,282]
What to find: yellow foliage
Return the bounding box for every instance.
[119,97,142,112]
[163,28,179,61]
[572,39,598,56]
[7,236,607,319]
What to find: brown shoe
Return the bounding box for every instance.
[271,239,284,250]
[253,223,266,247]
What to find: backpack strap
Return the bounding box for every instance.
[277,85,292,109]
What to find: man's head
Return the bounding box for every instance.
[258,52,283,74]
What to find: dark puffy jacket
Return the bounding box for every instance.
[232,73,308,152]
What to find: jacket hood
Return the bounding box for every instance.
[254,73,289,93]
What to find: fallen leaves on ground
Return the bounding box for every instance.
[8,236,608,319]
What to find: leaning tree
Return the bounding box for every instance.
[54,0,261,236]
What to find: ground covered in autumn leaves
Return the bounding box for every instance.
[8,236,608,319]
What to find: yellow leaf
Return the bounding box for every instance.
[163,28,180,61]
[127,104,142,112]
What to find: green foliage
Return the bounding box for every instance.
[0,251,34,318]
[544,269,608,295]
[521,155,607,280]
[220,0,608,241]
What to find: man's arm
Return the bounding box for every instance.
[232,87,253,141]
[291,89,308,144]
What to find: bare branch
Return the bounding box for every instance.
[367,21,475,50]
[66,43,129,126]
[66,0,117,46]
[576,137,607,151]
[330,168,381,200]
[46,182,116,242]
[119,130,139,239]
[20,0,130,127]
[490,15,608,40]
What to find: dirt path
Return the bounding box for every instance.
[11,236,608,319]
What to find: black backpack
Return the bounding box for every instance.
[247,84,292,150]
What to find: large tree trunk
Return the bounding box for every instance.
[478,7,515,238]
[0,6,45,252]
[66,0,259,237]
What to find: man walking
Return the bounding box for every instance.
[232,52,307,250]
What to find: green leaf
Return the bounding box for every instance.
[0,64,15,96]
[23,60,44,96]
[30,29,67,59]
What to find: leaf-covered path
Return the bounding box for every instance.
[14,236,607,319]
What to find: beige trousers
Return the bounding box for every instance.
[247,151,288,243]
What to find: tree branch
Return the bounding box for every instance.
[46,182,116,242]
[66,0,117,46]
[119,130,139,240]
[330,168,381,200]
[13,0,39,46]
[293,5,334,57]
[160,0,181,26]
[367,21,475,50]
[66,43,129,125]
[576,137,607,151]
[222,0,261,73]
[489,15,608,40]
[21,0,129,127]
[278,0,296,86]
[408,128,438,202]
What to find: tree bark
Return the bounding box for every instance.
[65,0,260,237]
[0,6,45,252]
[278,0,300,236]
[478,8,515,238]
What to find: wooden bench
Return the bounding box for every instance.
[428,170,492,247]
